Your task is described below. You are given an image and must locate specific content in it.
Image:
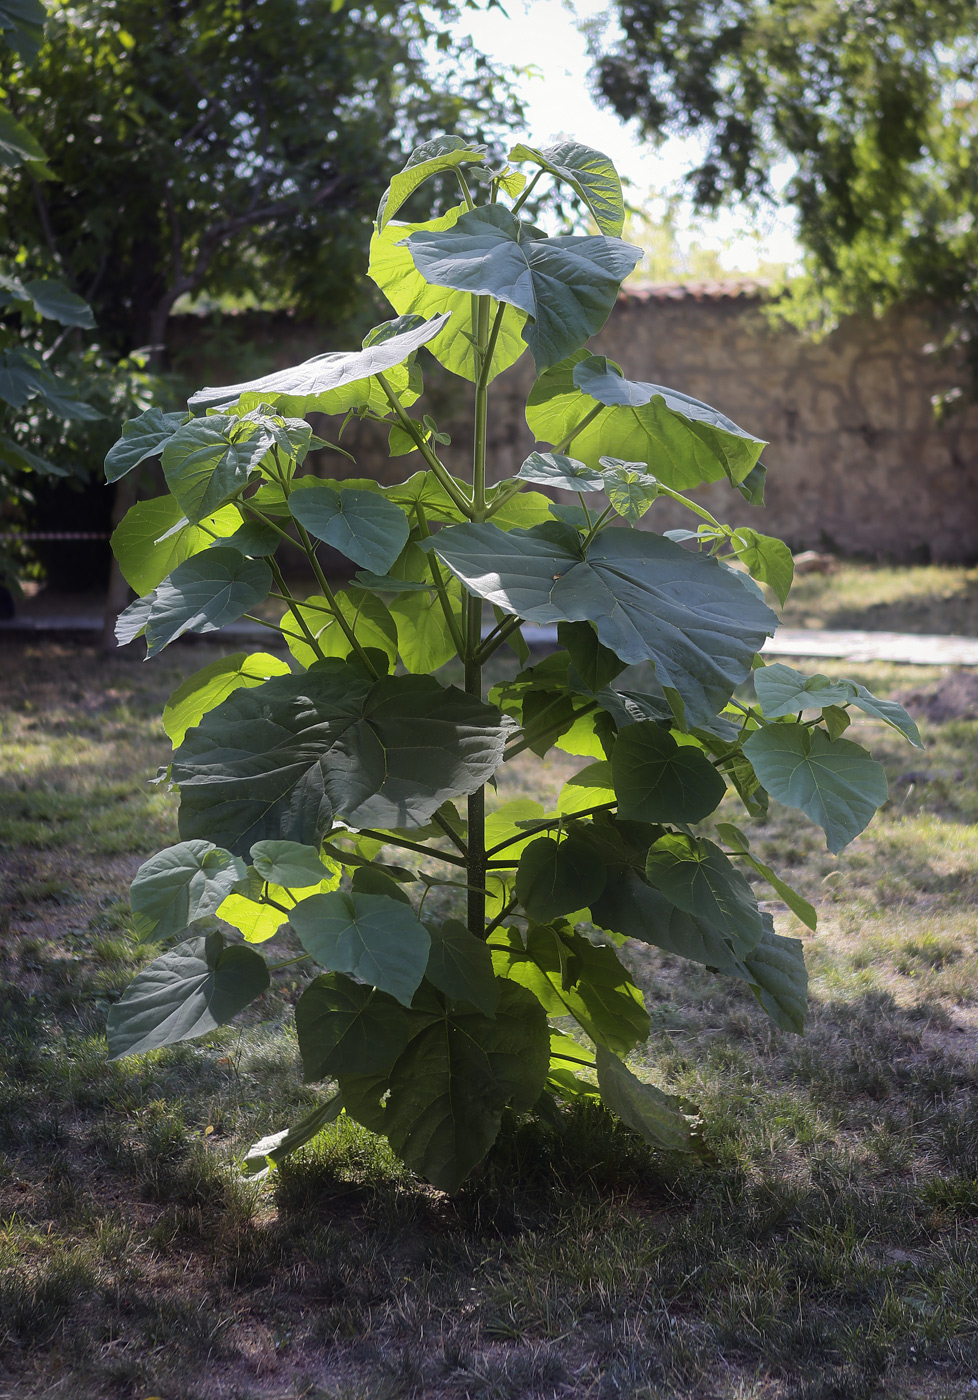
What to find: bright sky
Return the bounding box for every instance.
[455,0,802,272]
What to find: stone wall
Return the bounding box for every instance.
[171,284,978,563]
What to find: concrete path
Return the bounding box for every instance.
[3,609,978,666]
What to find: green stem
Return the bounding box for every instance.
[484,897,518,938]
[242,612,304,646]
[354,829,466,868]
[581,505,615,551]
[456,167,475,211]
[655,481,724,529]
[484,800,616,857]
[415,503,466,657]
[504,698,600,763]
[266,556,328,663]
[465,591,486,937]
[472,613,525,665]
[376,372,473,518]
[472,295,491,518]
[511,168,543,215]
[477,302,506,395]
[292,522,380,678]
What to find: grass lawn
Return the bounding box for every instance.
[0,634,977,1399]
[778,562,978,636]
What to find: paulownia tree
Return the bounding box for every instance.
[103,137,920,1191]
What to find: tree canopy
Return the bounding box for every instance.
[591,0,978,395]
[0,0,524,362]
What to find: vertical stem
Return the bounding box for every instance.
[465,592,486,938]
[466,293,493,937]
[472,295,491,520]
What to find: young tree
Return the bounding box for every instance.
[103,136,920,1191]
[590,0,978,397]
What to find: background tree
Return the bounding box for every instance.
[0,0,524,366]
[590,0,978,400]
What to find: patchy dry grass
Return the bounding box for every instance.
[0,639,977,1399]
[778,563,978,636]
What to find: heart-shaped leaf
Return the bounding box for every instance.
[295,973,411,1079]
[172,661,511,856]
[755,662,921,746]
[595,1047,699,1154]
[289,890,430,1006]
[404,205,641,373]
[515,835,607,921]
[377,135,489,229]
[289,483,409,574]
[743,724,888,853]
[110,495,240,596]
[509,140,624,235]
[130,840,247,943]
[424,919,500,1016]
[645,833,764,951]
[162,417,273,523]
[107,931,269,1059]
[250,840,331,889]
[369,205,528,384]
[612,721,726,824]
[743,924,808,1034]
[163,651,291,748]
[526,350,765,490]
[430,521,777,725]
[115,548,272,656]
[376,981,549,1192]
[728,527,794,606]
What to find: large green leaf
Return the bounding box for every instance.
[162,651,292,748]
[509,140,624,235]
[105,407,187,483]
[289,483,409,574]
[369,204,528,383]
[743,724,888,853]
[590,869,754,975]
[404,205,640,374]
[389,587,458,674]
[172,661,511,856]
[743,925,808,1034]
[241,1093,343,1177]
[106,931,269,1060]
[645,833,764,951]
[187,313,449,415]
[115,548,271,656]
[377,981,549,1192]
[161,416,272,523]
[431,521,777,725]
[595,1048,699,1154]
[424,919,500,1016]
[129,840,247,943]
[492,925,649,1056]
[754,662,921,747]
[526,350,765,490]
[289,890,430,1006]
[715,822,817,931]
[295,973,411,1079]
[110,496,240,596]
[611,721,726,824]
[377,134,488,228]
[514,835,607,922]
